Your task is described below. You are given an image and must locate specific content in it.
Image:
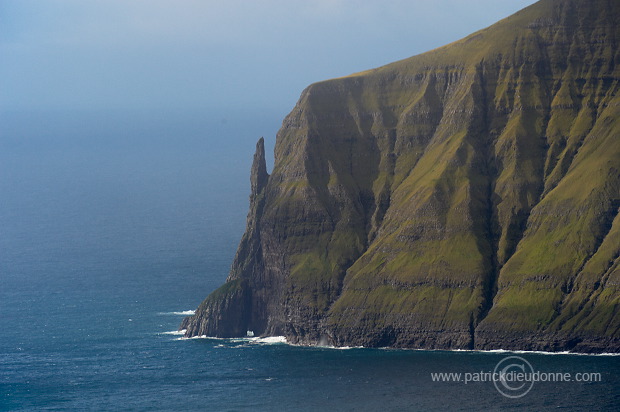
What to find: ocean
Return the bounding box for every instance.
[1,110,618,411]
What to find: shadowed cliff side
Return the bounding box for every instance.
[181,138,269,337]
[182,0,620,352]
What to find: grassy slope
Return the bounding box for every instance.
[188,0,620,350]
[270,0,620,347]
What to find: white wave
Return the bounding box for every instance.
[251,336,288,345]
[312,344,364,350]
[169,332,618,355]
[158,310,195,316]
[486,349,620,357]
[407,348,620,357]
[175,334,207,341]
[161,330,186,336]
[172,335,289,345]
[332,345,364,350]
[174,335,242,342]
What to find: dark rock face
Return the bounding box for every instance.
[182,0,620,353]
[180,279,251,338]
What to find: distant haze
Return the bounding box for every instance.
[1,0,537,114]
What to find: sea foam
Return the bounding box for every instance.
[173,335,289,345]
[161,330,186,336]
[414,348,620,357]
[158,310,195,316]
[251,336,287,344]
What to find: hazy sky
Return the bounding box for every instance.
[1,0,538,114]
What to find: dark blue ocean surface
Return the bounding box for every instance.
[1,110,619,411]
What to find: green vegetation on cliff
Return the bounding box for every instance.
[184,0,620,353]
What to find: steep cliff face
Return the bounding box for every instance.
[183,0,620,352]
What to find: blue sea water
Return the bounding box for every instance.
[1,110,619,411]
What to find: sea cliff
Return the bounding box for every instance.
[182,0,620,353]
